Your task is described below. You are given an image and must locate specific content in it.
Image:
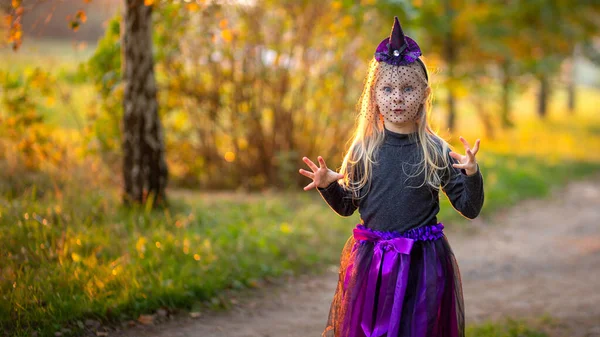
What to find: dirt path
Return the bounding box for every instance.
[116,176,600,337]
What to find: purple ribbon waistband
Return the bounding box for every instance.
[354,222,445,241]
[346,223,444,337]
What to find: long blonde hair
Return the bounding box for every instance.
[338,58,452,202]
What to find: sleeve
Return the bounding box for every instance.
[440,148,485,219]
[316,163,363,217]
[317,179,359,217]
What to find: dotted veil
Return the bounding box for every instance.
[338,17,452,206]
[322,19,466,336]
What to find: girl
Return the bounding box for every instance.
[298,17,484,337]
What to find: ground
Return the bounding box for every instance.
[114,175,600,337]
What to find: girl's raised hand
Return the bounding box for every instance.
[449,137,481,176]
[299,156,345,191]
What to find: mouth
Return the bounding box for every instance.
[393,109,405,113]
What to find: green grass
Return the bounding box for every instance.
[0,38,93,73]
[1,151,599,336]
[438,153,600,223]
[1,39,96,131]
[467,318,549,337]
[2,38,599,337]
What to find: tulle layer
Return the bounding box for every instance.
[322,223,464,337]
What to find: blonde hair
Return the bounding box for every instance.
[338,58,452,203]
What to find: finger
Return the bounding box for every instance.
[466,149,476,162]
[452,163,467,169]
[318,156,328,169]
[303,181,315,191]
[471,139,481,156]
[298,168,315,179]
[449,151,465,162]
[302,156,319,172]
[459,136,471,150]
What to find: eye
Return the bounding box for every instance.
[383,86,392,93]
[403,86,414,93]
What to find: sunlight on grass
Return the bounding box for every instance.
[449,86,600,163]
[1,37,600,335]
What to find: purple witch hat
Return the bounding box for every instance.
[374,17,424,69]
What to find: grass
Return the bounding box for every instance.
[1,39,600,336]
[2,147,600,336]
[0,38,93,73]
[466,318,549,337]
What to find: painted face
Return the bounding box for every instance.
[375,63,427,127]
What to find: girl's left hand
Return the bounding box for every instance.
[449,137,480,176]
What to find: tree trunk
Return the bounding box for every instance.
[567,47,577,113]
[537,75,549,118]
[500,60,514,128]
[567,80,575,113]
[122,0,168,206]
[474,96,495,140]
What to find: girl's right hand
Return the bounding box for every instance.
[299,156,345,191]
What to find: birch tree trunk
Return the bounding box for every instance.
[122,0,168,206]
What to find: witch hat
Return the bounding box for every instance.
[374,16,423,67]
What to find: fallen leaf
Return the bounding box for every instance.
[137,314,154,325]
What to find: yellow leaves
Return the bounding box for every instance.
[71,253,82,262]
[238,138,248,151]
[203,238,212,251]
[112,265,123,276]
[186,3,200,12]
[84,254,98,267]
[224,151,235,162]
[9,25,22,43]
[183,238,190,254]
[3,15,11,28]
[328,15,354,37]
[342,15,354,27]
[45,96,55,107]
[68,10,87,32]
[280,222,292,234]
[331,1,342,10]
[75,10,87,24]
[219,19,228,29]
[144,0,154,6]
[221,29,233,42]
[136,237,147,257]
[11,0,21,9]
[446,78,468,98]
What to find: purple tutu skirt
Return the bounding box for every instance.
[322,223,464,337]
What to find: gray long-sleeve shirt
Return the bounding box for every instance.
[317,127,484,233]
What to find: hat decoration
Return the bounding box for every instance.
[374,16,422,66]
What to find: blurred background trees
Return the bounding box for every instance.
[2,0,600,194]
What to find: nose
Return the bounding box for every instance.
[394,92,404,104]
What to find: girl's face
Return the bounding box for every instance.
[375,64,428,130]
